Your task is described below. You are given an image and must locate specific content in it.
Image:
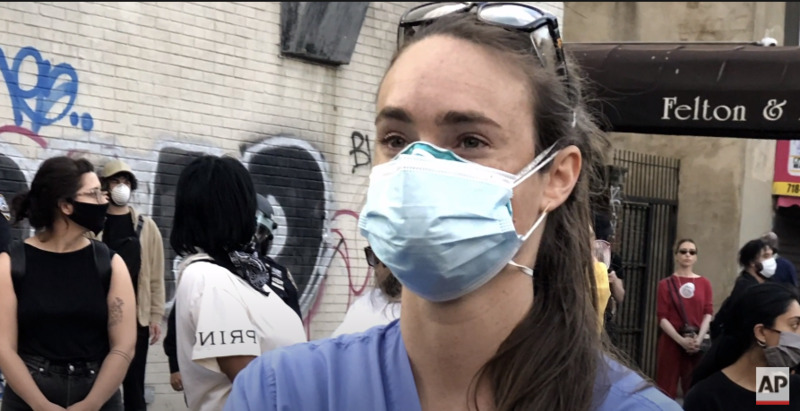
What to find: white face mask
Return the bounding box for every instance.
[359,141,558,302]
[761,257,777,278]
[110,184,131,206]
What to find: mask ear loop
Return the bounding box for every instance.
[513,145,559,188]
[508,206,551,277]
[521,209,548,242]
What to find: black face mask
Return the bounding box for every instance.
[68,201,109,235]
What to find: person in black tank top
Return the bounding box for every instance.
[0,156,136,411]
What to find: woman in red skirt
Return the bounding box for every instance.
[656,239,714,399]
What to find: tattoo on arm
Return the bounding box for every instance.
[109,297,124,327]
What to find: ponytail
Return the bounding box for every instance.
[10,190,31,224]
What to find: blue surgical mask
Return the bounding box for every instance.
[358,141,558,302]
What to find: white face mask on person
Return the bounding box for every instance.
[110,184,131,207]
[761,257,777,278]
[359,141,558,302]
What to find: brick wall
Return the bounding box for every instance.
[0,2,562,408]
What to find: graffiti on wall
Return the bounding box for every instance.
[0,46,93,138]
[1,133,366,325]
[349,131,371,173]
[151,137,343,317]
[0,46,372,335]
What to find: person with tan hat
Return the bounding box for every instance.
[99,159,165,411]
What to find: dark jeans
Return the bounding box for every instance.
[122,325,149,411]
[1,355,122,410]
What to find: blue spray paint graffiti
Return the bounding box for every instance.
[0,46,93,134]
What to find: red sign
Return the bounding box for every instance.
[773,140,800,197]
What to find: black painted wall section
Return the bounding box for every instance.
[280,2,370,66]
[0,155,30,241]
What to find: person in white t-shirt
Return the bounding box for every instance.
[170,155,307,411]
[332,246,401,337]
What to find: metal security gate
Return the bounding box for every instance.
[610,150,680,379]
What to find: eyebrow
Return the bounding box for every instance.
[437,110,501,128]
[375,106,501,128]
[375,106,412,125]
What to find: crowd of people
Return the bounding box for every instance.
[649,234,800,409]
[0,3,798,411]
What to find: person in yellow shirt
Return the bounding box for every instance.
[590,224,611,329]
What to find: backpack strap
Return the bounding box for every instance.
[91,240,113,292]
[8,240,26,280]
[135,215,144,237]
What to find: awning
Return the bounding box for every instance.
[564,43,800,140]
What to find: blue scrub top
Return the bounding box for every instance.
[226,320,681,411]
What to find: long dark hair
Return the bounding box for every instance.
[170,155,257,263]
[692,282,800,386]
[11,156,95,231]
[390,13,612,411]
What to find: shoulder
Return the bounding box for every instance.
[597,358,682,410]
[657,277,672,290]
[777,257,796,270]
[139,214,161,234]
[265,320,392,369]
[92,239,117,260]
[683,372,725,409]
[178,258,230,289]
[229,321,398,407]
[696,276,713,288]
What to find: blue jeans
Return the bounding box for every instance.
[0,355,122,410]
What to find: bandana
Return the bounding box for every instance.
[228,249,272,297]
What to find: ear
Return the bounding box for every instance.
[59,199,74,216]
[754,324,767,346]
[539,145,581,211]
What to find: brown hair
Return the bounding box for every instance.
[389,13,618,411]
[11,156,95,231]
[674,238,697,255]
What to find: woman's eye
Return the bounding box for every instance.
[458,135,487,149]
[382,135,408,149]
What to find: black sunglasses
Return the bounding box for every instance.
[678,249,697,256]
[397,2,569,83]
[364,246,379,267]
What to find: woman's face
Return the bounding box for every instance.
[60,172,107,216]
[763,301,800,347]
[763,246,775,259]
[675,241,697,267]
[375,35,544,238]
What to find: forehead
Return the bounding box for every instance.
[679,242,696,249]
[80,172,101,189]
[778,300,800,321]
[378,35,532,125]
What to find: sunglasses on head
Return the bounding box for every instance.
[397,2,569,83]
[364,246,379,267]
[678,249,697,256]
